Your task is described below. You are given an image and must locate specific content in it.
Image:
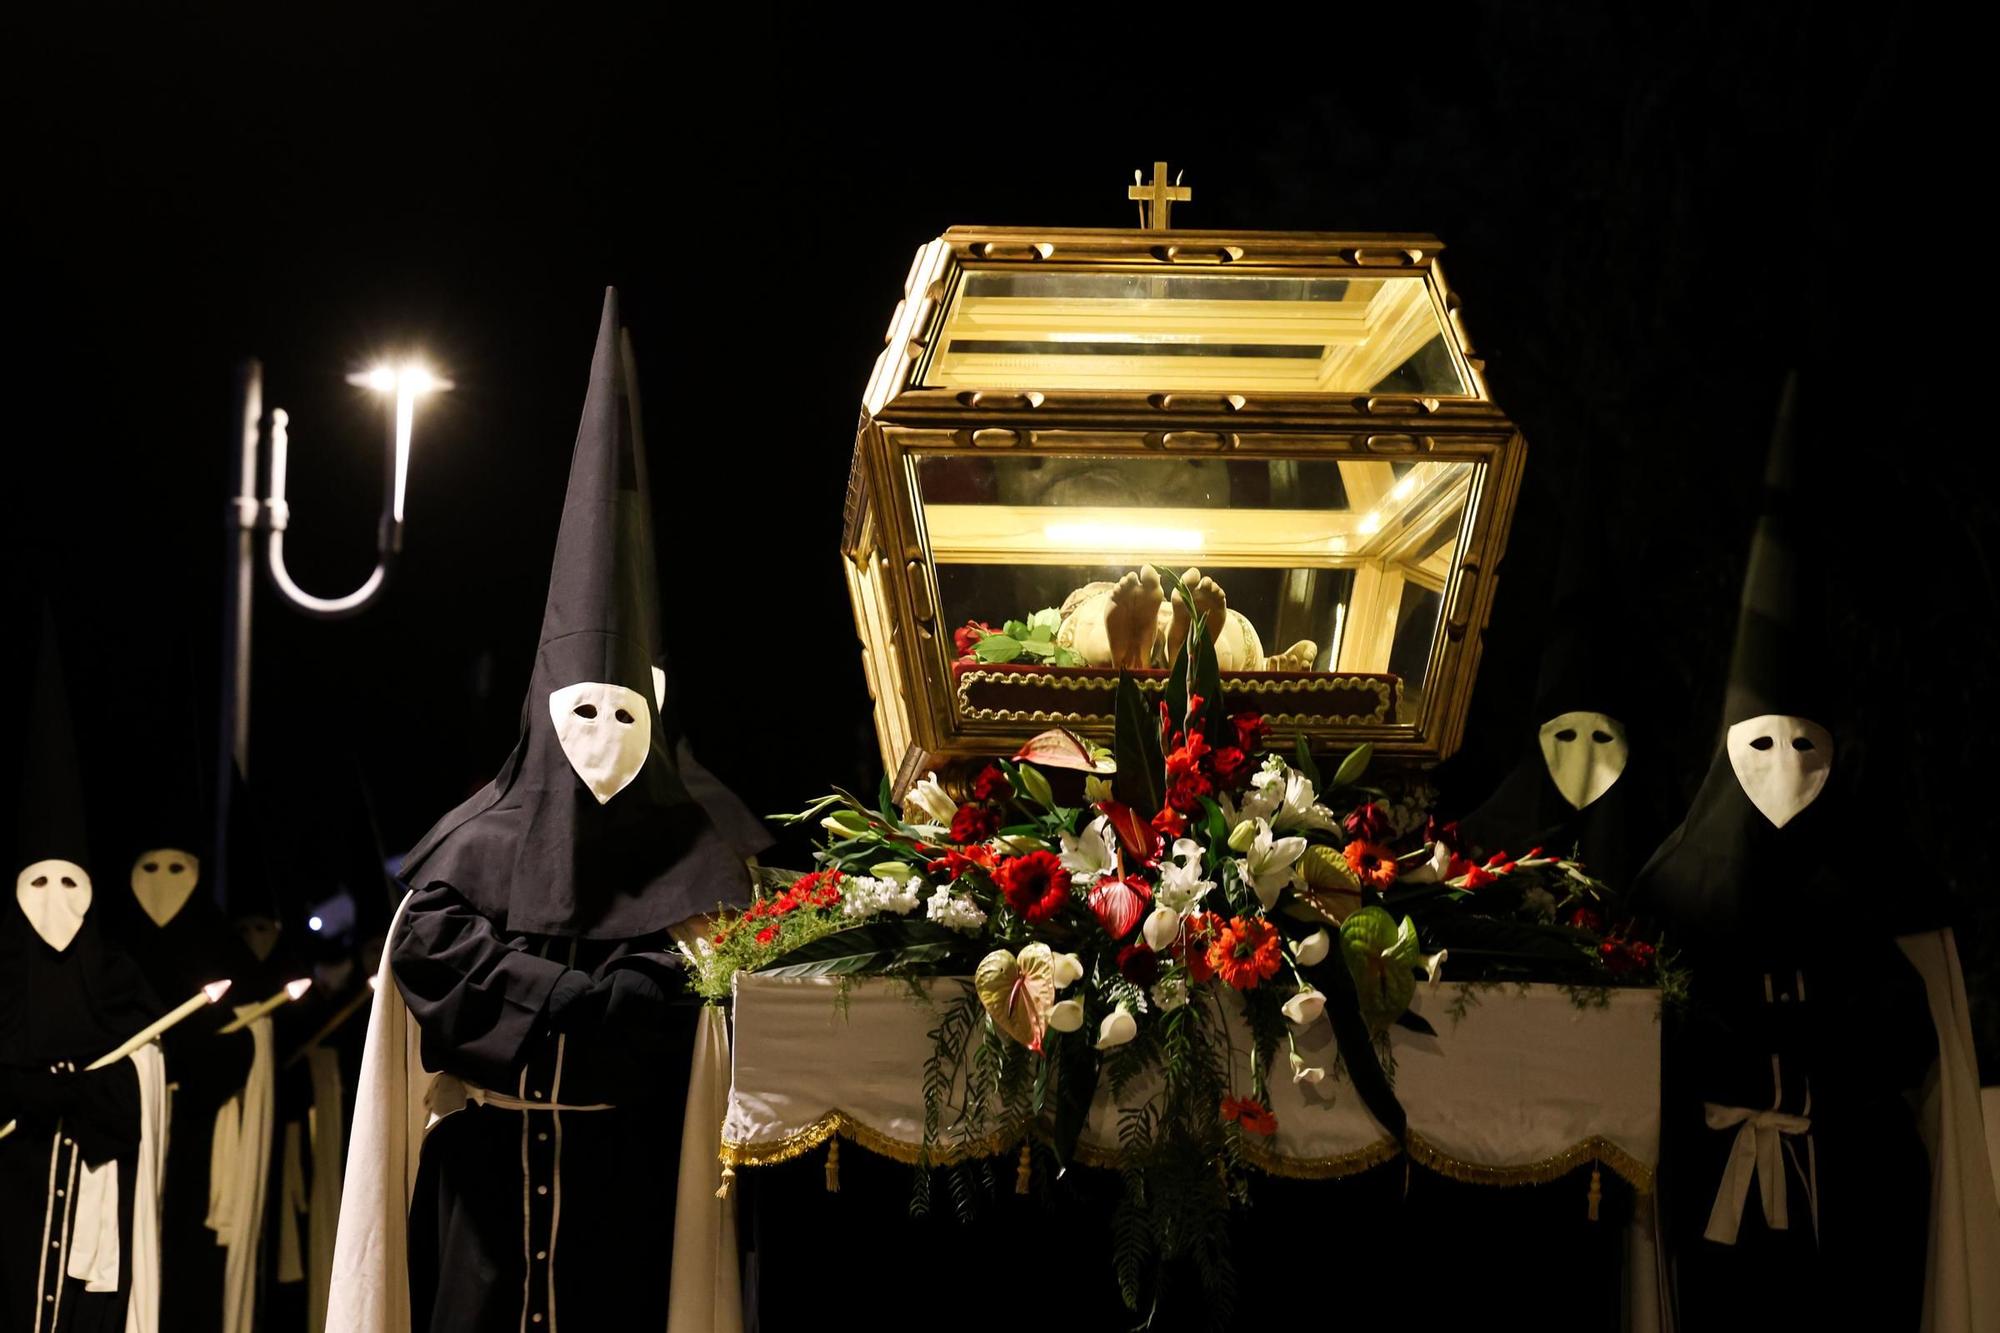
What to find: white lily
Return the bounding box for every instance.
[1048,999,1085,1033]
[1293,928,1330,968]
[902,772,959,827]
[1281,988,1326,1026]
[1142,905,1182,953]
[1095,1008,1138,1051]
[1255,765,1342,835]
[1235,818,1307,909]
[1049,951,1084,990]
[1058,816,1119,883]
[1155,857,1214,914]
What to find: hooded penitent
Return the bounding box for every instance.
[1634,376,1934,1329]
[399,294,754,936]
[2,604,163,1330]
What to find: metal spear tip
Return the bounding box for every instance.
[202,980,234,1003]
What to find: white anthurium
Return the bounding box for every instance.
[1290,1052,1327,1086]
[1058,817,1119,884]
[1399,840,1451,886]
[548,682,651,804]
[1048,999,1086,1033]
[1095,1007,1138,1051]
[1049,951,1084,990]
[1420,948,1449,989]
[1235,819,1308,910]
[1281,988,1327,1027]
[1293,928,1330,968]
[902,772,959,827]
[1142,905,1182,953]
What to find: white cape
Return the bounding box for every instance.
[63,1041,167,1332]
[206,1015,275,1333]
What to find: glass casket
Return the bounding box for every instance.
[843,207,1526,786]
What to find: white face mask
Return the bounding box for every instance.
[238,914,282,962]
[1726,714,1833,828]
[131,847,201,927]
[548,682,651,805]
[17,859,93,952]
[1537,711,1629,811]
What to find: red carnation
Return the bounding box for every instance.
[1116,941,1161,987]
[1343,802,1390,844]
[996,849,1069,924]
[971,764,1010,804]
[1211,745,1253,790]
[950,803,1000,845]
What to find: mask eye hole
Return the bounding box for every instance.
[1791,736,1815,752]
[1749,736,1775,751]
[169,862,184,874]
[1590,730,1614,744]
[572,703,598,720]
[614,708,635,725]
[1554,728,1578,743]
[142,862,159,873]
[31,875,48,887]
[60,876,76,888]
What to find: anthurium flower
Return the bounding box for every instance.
[1143,904,1182,952]
[1293,928,1331,967]
[1096,800,1162,862]
[1058,816,1119,883]
[1281,988,1327,1026]
[903,772,959,827]
[1090,875,1152,940]
[1048,998,1085,1032]
[1049,951,1084,989]
[1290,1051,1327,1085]
[1235,819,1307,910]
[1096,1007,1138,1050]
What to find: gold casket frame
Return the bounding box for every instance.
[842,190,1527,791]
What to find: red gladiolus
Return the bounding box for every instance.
[1343,840,1399,892]
[950,803,1000,845]
[1462,864,1497,890]
[996,850,1069,924]
[1231,712,1270,752]
[1151,806,1189,841]
[1221,1095,1277,1136]
[928,845,997,882]
[1116,941,1161,987]
[971,764,1010,804]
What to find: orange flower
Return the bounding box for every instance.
[1208,916,1282,990]
[1221,1095,1277,1136]
[1343,840,1399,892]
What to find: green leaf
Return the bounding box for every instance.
[1294,733,1322,789]
[1002,619,1031,639]
[1052,647,1084,668]
[974,634,1023,664]
[1112,672,1165,817]
[1027,607,1062,635]
[1331,743,1373,789]
[1189,613,1226,745]
[756,920,966,979]
[1026,622,1054,644]
[1015,638,1054,659]
[1199,796,1229,847]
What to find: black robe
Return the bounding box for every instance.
[100,893,257,1333]
[390,884,699,1333]
[0,912,160,1333]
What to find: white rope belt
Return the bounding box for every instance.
[1702,1051,1819,1246]
[465,1087,612,1114]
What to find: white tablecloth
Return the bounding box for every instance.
[721,974,1661,1189]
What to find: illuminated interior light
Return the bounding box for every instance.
[308,915,324,932]
[1042,522,1204,552]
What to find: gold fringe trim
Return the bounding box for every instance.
[954,669,1394,726]
[722,1114,1653,1193]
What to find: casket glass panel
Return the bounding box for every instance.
[913,452,1477,725]
[918,269,1467,395]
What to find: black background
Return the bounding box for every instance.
[6,7,1989,1064]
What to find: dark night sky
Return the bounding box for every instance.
[6,9,1990,1056]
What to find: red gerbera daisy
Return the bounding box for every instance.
[1220,1095,1277,1136]
[1342,840,1399,892]
[1209,916,1283,990]
[995,849,1069,924]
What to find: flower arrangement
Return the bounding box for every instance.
[690,578,1667,1319]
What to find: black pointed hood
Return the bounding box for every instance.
[400,289,752,937]
[16,603,91,874]
[1635,374,1839,941]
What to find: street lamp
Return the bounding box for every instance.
[214,356,448,908]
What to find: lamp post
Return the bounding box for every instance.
[214,357,448,908]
